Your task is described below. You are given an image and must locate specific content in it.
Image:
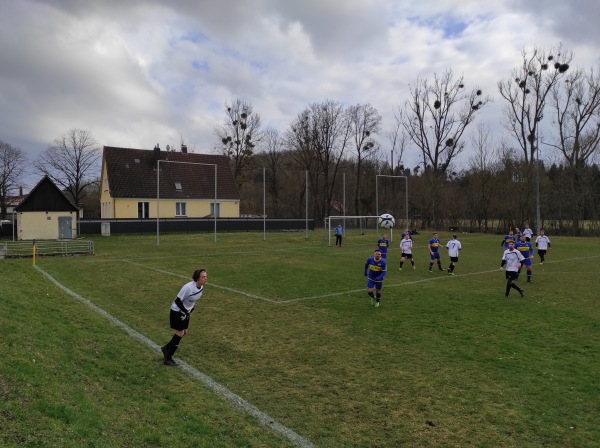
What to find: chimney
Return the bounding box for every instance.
[154,143,160,168]
[19,186,23,196]
[181,144,188,153]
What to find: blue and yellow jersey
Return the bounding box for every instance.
[501,234,516,248]
[377,238,389,254]
[515,241,534,259]
[364,256,387,281]
[429,238,441,253]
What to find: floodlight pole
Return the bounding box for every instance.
[376,174,409,232]
[157,159,218,247]
[263,166,266,241]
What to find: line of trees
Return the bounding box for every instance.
[214,45,599,235]
[1,44,598,234]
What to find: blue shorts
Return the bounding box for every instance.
[367,278,383,290]
[430,252,441,260]
[522,258,532,267]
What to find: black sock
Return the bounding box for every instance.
[166,334,182,358]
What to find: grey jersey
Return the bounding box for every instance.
[502,249,525,272]
[170,281,204,313]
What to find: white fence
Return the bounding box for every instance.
[0,240,95,259]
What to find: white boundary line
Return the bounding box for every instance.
[34,265,315,448]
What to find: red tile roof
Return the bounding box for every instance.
[103,146,239,200]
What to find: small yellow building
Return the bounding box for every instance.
[100,145,240,219]
[15,176,78,240]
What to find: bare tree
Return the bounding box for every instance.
[259,127,286,217]
[465,123,500,231]
[347,103,381,215]
[34,129,101,209]
[547,66,600,168]
[498,44,573,164]
[0,140,27,219]
[214,98,262,188]
[286,100,351,220]
[545,66,600,231]
[400,69,490,226]
[402,69,491,176]
[387,108,410,172]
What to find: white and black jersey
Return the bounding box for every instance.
[535,235,551,250]
[170,281,204,313]
[502,249,525,272]
[446,239,462,258]
[400,238,413,254]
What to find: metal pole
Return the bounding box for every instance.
[214,164,217,243]
[156,160,218,246]
[263,166,266,241]
[535,146,541,235]
[376,174,408,230]
[156,160,160,247]
[343,172,346,218]
[375,175,379,218]
[305,170,308,238]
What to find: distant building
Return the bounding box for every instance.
[100,145,240,219]
[15,176,78,240]
[5,186,26,217]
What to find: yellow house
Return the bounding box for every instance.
[100,145,240,219]
[15,176,78,240]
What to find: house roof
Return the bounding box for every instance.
[103,146,239,200]
[15,175,78,212]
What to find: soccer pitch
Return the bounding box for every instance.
[1,231,599,447]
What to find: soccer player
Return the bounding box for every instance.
[334,224,343,247]
[161,268,208,366]
[515,234,535,282]
[428,232,444,272]
[399,233,415,270]
[500,229,516,249]
[364,249,387,307]
[535,229,551,265]
[500,240,525,298]
[445,234,462,275]
[522,225,533,242]
[401,228,413,240]
[377,233,390,259]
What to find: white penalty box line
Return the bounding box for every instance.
[34,264,315,448]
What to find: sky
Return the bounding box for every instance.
[2,0,599,189]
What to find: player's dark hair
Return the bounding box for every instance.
[192,269,206,281]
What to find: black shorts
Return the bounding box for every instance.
[170,309,190,331]
[505,271,519,280]
[401,252,413,259]
[450,256,459,263]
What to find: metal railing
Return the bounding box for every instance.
[0,240,95,259]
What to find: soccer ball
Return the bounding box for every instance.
[378,214,395,229]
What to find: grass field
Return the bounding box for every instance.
[1,230,599,447]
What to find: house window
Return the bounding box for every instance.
[175,182,182,190]
[138,202,150,218]
[176,202,186,216]
[210,202,220,217]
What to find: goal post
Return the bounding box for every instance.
[325,215,384,246]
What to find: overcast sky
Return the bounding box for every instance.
[2,0,599,188]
